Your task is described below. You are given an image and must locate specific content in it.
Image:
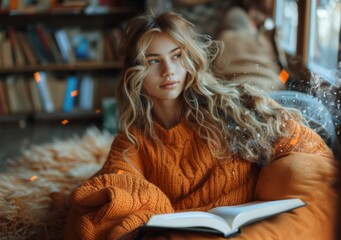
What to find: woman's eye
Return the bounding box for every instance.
[148,59,159,64]
[173,53,181,59]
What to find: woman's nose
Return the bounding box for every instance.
[162,60,175,77]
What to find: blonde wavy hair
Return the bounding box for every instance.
[116,11,303,164]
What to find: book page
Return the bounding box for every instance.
[146,211,232,235]
[209,199,305,230]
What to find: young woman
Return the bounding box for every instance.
[64,12,337,240]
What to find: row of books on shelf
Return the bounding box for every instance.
[0,72,117,116]
[0,24,123,68]
[0,0,126,14]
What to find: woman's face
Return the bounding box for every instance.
[142,32,187,105]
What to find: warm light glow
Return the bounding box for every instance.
[71,90,78,97]
[61,119,69,125]
[34,72,41,83]
[278,69,289,84]
[29,175,38,181]
[95,109,101,113]
[117,170,124,175]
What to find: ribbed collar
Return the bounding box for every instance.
[153,118,193,145]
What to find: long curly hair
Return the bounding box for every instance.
[115,11,303,164]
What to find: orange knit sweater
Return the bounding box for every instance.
[64,118,333,240]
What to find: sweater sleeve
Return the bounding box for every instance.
[64,133,174,240]
[271,118,334,159]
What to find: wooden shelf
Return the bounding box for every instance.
[0,113,30,123]
[0,110,103,123]
[0,6,139,28]
[34,110,102,122]
[0,62,123,74]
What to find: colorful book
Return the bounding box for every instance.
[27,25,50,64]
[63,75,78,113]
[33,71,54,112]
[54,29,75,63]
[68,29,103,62]
[43,26,64,63]
[79,74,94,111]
[35,24,56,63]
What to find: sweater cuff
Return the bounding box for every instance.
[70,173,174,239]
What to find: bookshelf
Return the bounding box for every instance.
[0,7,139,28]
[0,62,122,74]
[0,1,143,124]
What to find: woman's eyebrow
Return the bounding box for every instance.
[145,47,181,57]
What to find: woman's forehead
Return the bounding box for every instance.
[145,33,180,54]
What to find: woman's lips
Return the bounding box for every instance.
[160,81,178,89]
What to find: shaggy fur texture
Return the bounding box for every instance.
[0,127,114,240]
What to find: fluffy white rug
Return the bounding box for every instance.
[0,127,114,240]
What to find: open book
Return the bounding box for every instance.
[140,198,306,238]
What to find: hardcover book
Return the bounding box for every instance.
[63,75,78,113]
[33,71,54,113]
[140,198,306,238]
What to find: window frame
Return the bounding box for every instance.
[275,0,298,55]
[305,0,340,84]
[275,0,341,85]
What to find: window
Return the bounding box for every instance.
[275,0,299,54]
[307,0,341,83]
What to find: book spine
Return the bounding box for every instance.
[15,31,38,65]
[48,76,66,112]
[44,27,63,63]
[63,75,78,113]
[28,78,43,112]
[8,27,25,66]
[27,25,49,64]
[1,31,15,68]
[14,76,33,113]
[7,28,17,66]
[0,30,3,67]
[0,80,9,114]
[35,24,56,63]
[5,75,22,113]
[33,71,54,112]
[79,74,94,111]
[54,29,74,63]
[9,0,18,10]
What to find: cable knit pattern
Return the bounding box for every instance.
[64,118,334,240]
[272,118,333,159]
